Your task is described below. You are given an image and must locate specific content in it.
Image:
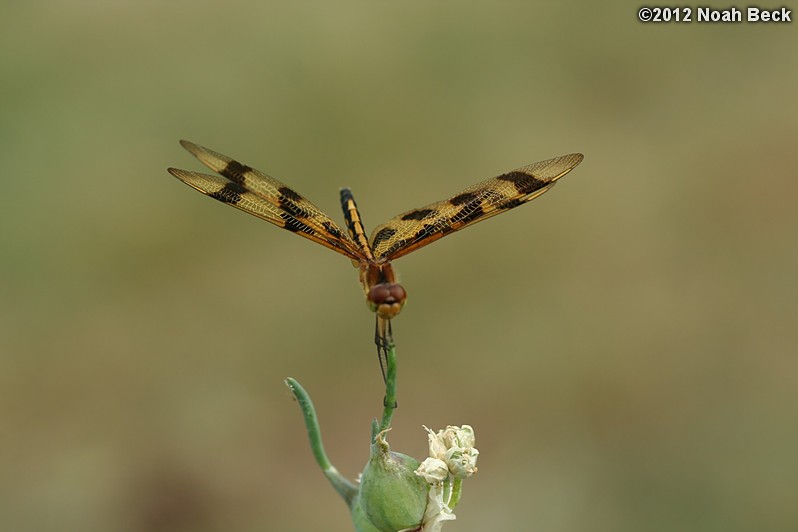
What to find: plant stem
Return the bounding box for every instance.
[448,478,463,508]
[378,340,398,434]
[285,377,358,504]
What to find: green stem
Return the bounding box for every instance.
[285,377,357,504]
[378,340,398,434]
[442,477,451,502]
[448,478,463,509]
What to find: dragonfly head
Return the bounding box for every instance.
[367,283,407,319]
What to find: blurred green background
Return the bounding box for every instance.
[1,2,796,531]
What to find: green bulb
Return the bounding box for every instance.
[355,432,429,532]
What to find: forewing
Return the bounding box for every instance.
[168,140,362,260]
[369,153,583,261]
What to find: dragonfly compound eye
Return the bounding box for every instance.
[367,284,407,319]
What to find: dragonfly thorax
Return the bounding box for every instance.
[367,283,407,319]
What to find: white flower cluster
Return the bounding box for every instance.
[412,425,479,531]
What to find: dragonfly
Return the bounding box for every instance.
[168,140,583,377]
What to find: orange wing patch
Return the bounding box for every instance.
[369,153,584,261]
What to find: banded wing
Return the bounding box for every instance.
[369,153,584,261]
[168,140,363,260]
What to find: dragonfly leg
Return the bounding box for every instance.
[374,317,398,409]
[374,317,393,382]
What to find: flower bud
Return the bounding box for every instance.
[424,425,479,479]
[356,431,429,532]
[425,426,448,460]
[444,447,479,479]
[441,425,475,449]
[415,458,449,484]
